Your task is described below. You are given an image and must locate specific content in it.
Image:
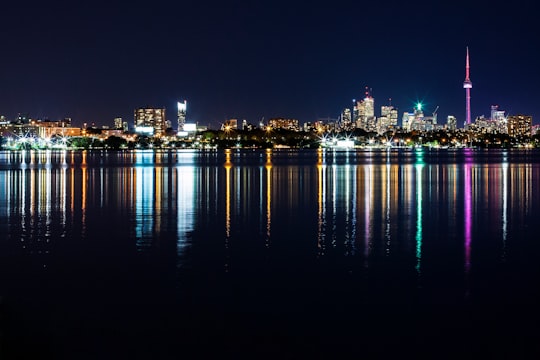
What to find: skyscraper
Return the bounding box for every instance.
[355,87,375,131]
[463,47,473,126]
[177,100,187,131]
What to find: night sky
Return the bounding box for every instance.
[1,1,538,129]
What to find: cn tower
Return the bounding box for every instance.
[463,47,472,125]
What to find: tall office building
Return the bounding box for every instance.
[340,108,353,130]
[507,115,532,137]
[352,99,358,125]
[377,105,398,133]
[491,105,506,122]
[364,89,375,118]
[402,112,415,131]
[355,87,375,131]
[409,103,426,131]
[447,115,457,131]
[177,100,187,131]
[114,117,123,130]
[381,105,398,127]
[134,107,166,136]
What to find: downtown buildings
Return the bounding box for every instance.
[0,47,535,147]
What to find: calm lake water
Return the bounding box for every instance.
[1,148,539,359]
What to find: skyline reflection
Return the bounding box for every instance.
[2,149,540,359]
[0,149,538,277]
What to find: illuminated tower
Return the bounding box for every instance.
[463,47,472,125]
[177,100,187,131]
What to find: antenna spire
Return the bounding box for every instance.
[465,46,470,81]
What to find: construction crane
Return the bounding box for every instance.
[432,106,439,124]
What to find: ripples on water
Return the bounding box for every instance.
[1,148,539,358]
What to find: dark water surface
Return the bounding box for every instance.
[1,148,540,359]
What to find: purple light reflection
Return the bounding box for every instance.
[464,161,472,275]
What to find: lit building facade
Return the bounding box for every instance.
[378,105,398,133]
[472,116,505,134]
[268,118,300,131]
[447,115,457,131]
[38,126,82,139]
[409,104,425,131]
[491,105,506,123]
[114,117,123,130]
[507,115,532,137]
[402,112,415,131]
[354,91,375,131]
[134,107,166,136]
[177,100,187,131]
[340,108,353,130]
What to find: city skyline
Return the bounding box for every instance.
[1,1,538,128]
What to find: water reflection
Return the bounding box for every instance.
[317,149,326,256]
[383,163,391,257]
[415,163,423,275]
[363,164,373,264]
[265,149,272,248]
[464,162,472,274]
[1,149,539,282]
[224,149,232,271]
[135,162,155,249]
[502,162,508,261]
[131,151,196,255]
